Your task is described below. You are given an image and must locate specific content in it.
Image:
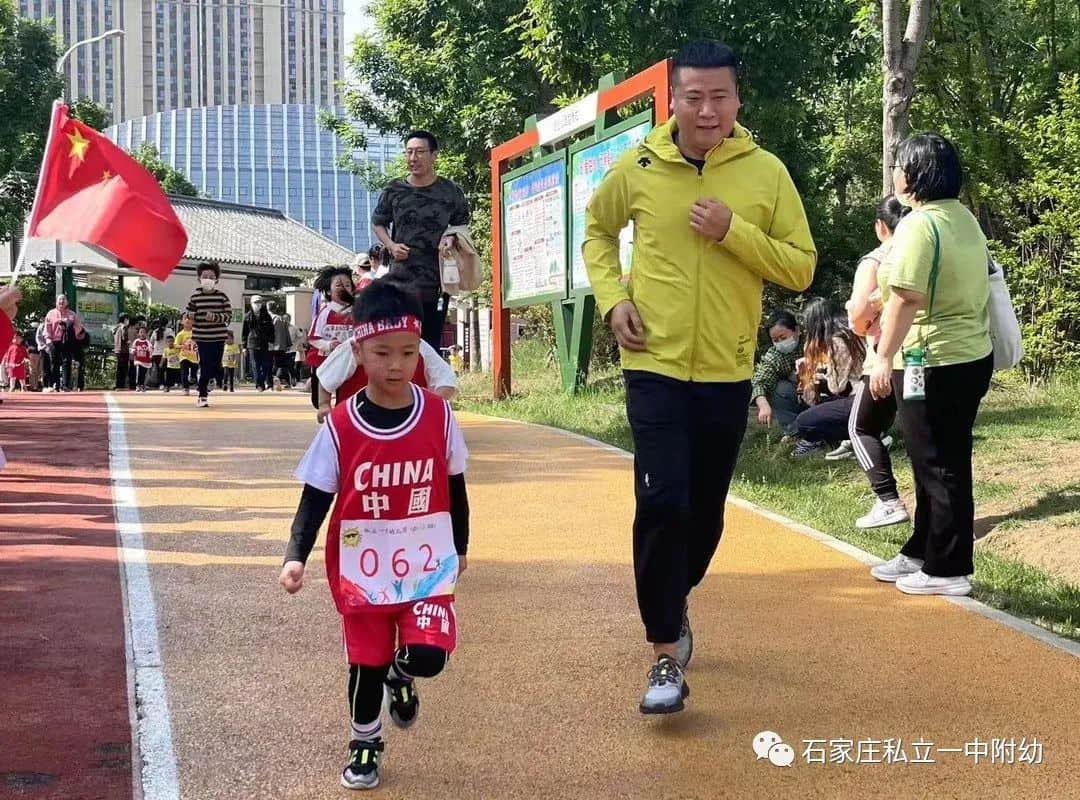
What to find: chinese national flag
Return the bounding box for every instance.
[27,102,187,280]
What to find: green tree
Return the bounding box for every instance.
[0,0,64,240]
[68,98,111,131]
[130,142,199,197]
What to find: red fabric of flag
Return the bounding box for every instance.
[27,103,188,280]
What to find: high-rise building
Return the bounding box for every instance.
[18,1,346,124]
[105,104,402,252]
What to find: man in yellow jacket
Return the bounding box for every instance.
[584,40,816,714]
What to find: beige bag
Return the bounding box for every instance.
[440,225,482,295]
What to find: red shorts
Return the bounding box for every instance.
[341,595,457,666]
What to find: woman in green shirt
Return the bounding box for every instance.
[867,134,993,597]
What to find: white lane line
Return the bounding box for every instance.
[474,414,1080,660]
[106,395,181,800]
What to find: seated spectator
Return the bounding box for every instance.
[751,310,803,438]
[791,298,866,458]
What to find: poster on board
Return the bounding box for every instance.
[570,120,651,290]
[74,287,119,348]
[502,160,566,304]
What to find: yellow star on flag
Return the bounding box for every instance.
[67,127,90,163]
[101,169,113,183]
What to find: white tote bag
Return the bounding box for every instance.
[987,256,1023,371]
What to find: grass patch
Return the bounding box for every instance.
[459,339,1080,641]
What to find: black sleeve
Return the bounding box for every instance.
[372,186,393,228]
[284,484,335,565]
[449,472,470,556]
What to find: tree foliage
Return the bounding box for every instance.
[129,143,199,197]
[0,0,63,240]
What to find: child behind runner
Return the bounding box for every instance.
[162,335,182,392]
[845,195,911,528]
[306,266,356,409]
[131,326,153,392]
[176,313,199,396]
[280,282,471,791]
[222,331,240,392]
[3,331,29,391]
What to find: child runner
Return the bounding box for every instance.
[306,266,356,409]
[222,330,240,392]
[176,313,199,396]
[3,331,29,391]
[280,281,471,791]
[162,335,181,392]
[131,326,153,392]
[314,289,458,423]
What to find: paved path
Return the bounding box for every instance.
[5,389,1080,799]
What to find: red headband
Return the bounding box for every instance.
[353,315,422,342]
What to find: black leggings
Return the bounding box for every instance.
[348,645,448,730]
[848,376,899,501]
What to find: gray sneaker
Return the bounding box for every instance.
[639,655,689,714]
[674,603,693,668]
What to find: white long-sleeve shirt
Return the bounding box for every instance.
[318,337,457,397]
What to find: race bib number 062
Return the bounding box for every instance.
[338,513,457,607]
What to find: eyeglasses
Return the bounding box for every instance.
[891,163,902,170]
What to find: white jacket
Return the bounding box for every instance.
[318,337,457,397]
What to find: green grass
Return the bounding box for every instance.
[459,339,1080,641]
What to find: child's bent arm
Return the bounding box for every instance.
[847,257,881,332]
[284,484,335,564]
[449,472,470,556]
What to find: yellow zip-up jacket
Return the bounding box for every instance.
[583,118,816,382]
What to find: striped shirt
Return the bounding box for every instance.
[185,289,232,341]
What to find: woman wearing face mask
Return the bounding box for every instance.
[305,265,355,408]
[845,195,911,529]
[243,294,276,392]
[750,310,803,438]
[185,262,233,408]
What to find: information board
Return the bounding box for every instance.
[569,120,651,291]
[502,159,567,306]
[74,287,119,349]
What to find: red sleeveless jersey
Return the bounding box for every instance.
[307,305,354,367]
[324,384,457,614]
[336,353,427,404]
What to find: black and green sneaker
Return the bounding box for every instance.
[341,738,384,791]
[384,677,420,728]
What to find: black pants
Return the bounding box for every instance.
[196,339,225,399]
[181,362,198,389]
[223,367,235,391]
[114,350,128,389]
[309,367,321,409]
[136,364,149,388]
[249,347,272,389]
[150,355,163,388]
[849,376,899,500]
[895,354,993,577]
[163,367,179,389]
[796,394,854,444]
[421,294,449,351]
[71,352,86,391]
[274,351,293,385]
[51,346,72,390]
[625,370,750,643]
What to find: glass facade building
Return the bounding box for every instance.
[106,105,402,253]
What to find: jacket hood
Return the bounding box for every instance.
[641,117,759,165]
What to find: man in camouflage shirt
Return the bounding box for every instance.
[372,130,470,349]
